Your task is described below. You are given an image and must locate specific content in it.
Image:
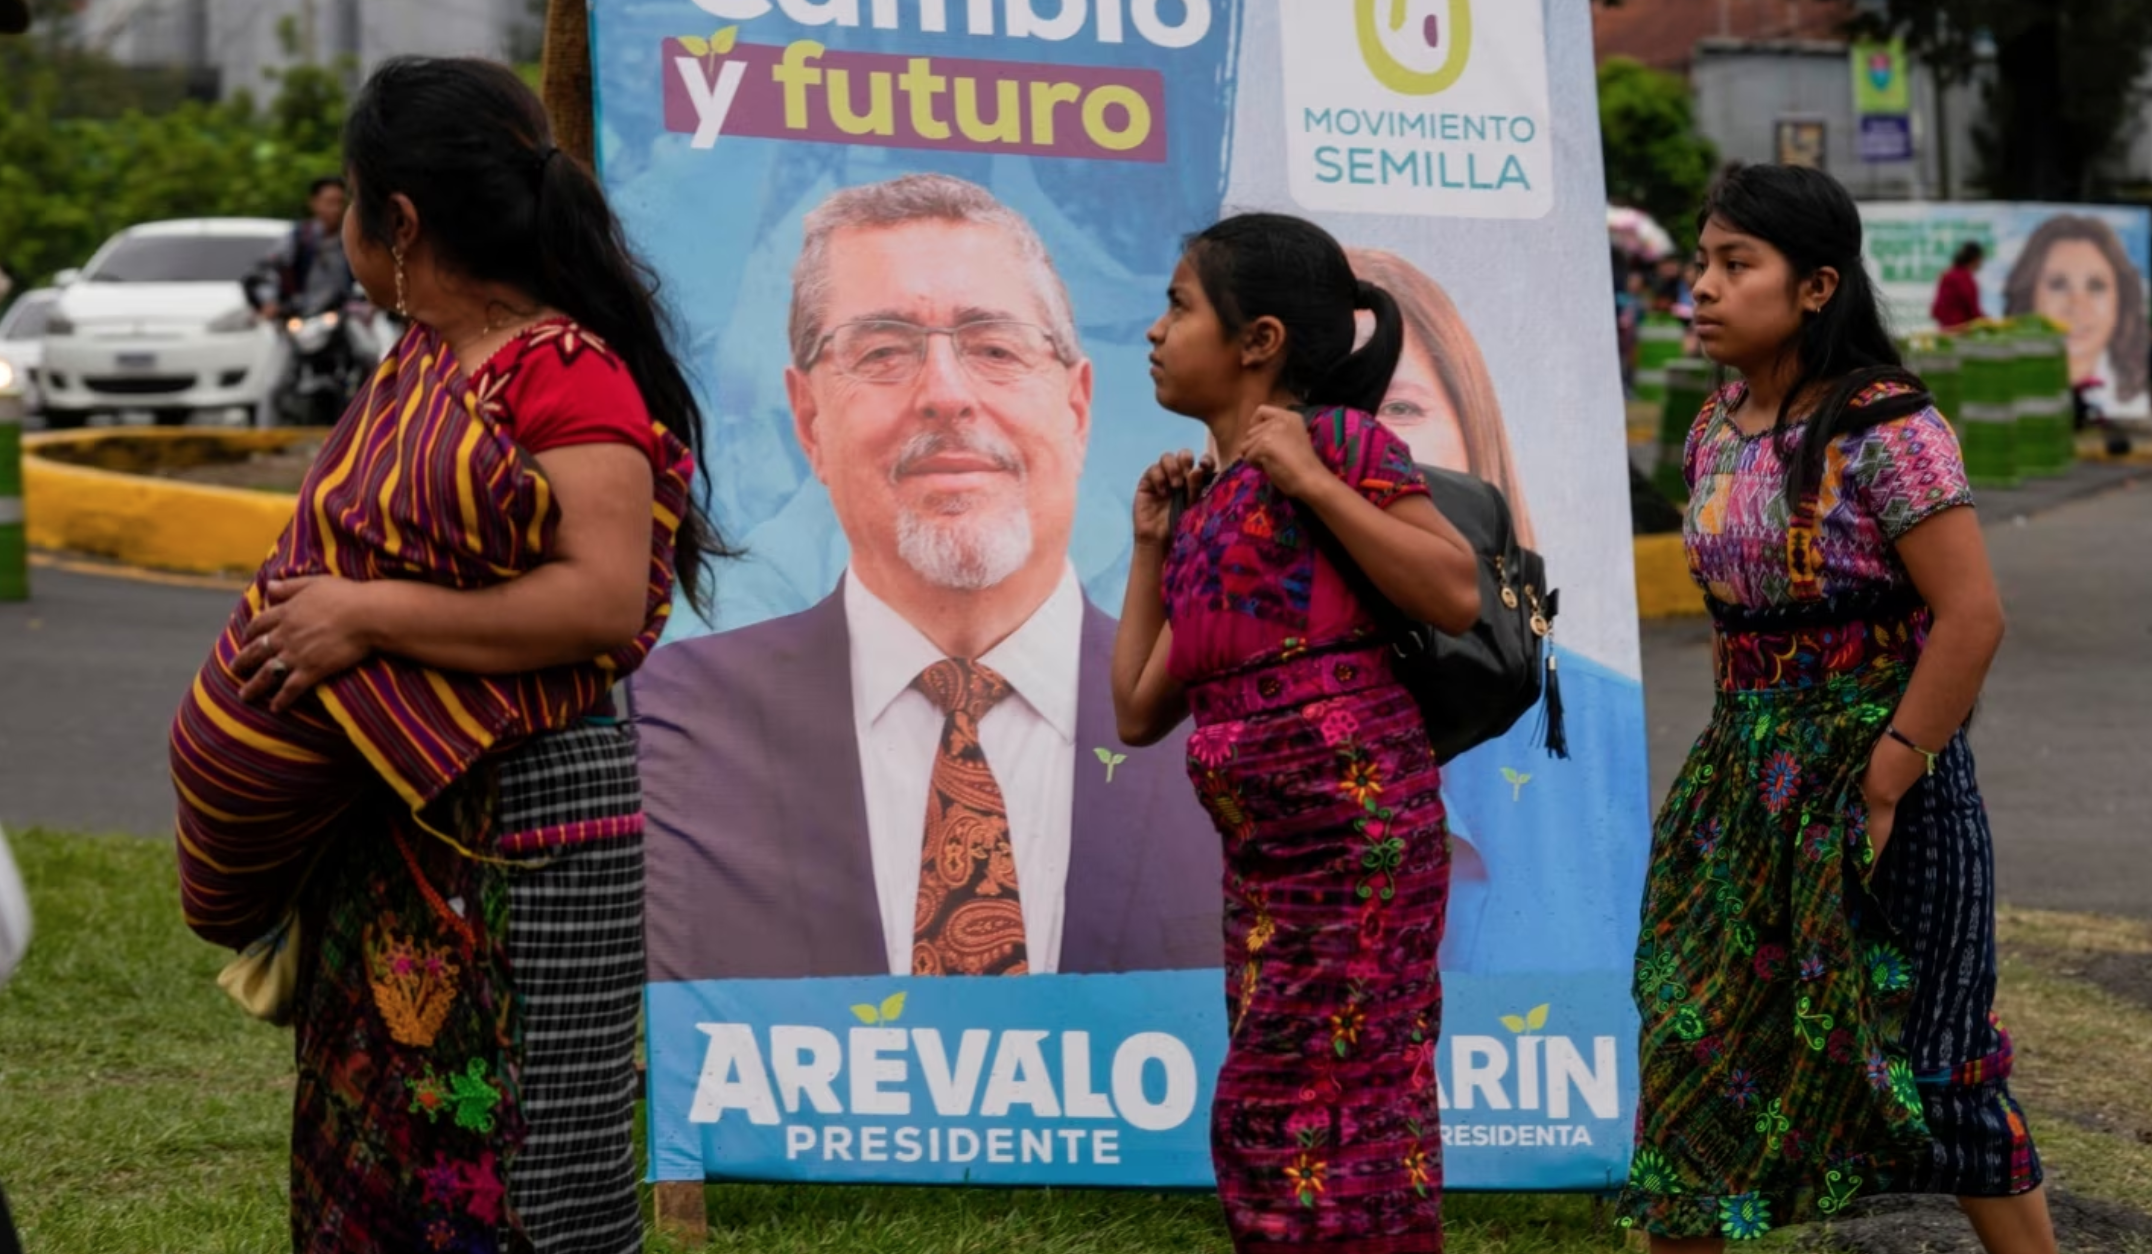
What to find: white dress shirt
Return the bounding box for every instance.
[846,566,1082,975]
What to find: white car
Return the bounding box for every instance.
[39,218,291,429]
[0,287,58,416]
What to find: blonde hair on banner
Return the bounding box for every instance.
[1345,247,1538,548]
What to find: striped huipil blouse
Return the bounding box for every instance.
[170,318,692,949]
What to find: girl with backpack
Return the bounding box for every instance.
[1618,164,2057,1252]
[1111,213,1481,1252]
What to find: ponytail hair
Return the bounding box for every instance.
[1184,212,1402,415]
[343,56,730,614]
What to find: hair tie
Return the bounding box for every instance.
[1352,278,1380,311]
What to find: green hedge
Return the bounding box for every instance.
[0,58,346,290]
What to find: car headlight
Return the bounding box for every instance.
[0,358,16,393]
[207,307,258,334]
[42,311,74,336]
[292,314,337,354]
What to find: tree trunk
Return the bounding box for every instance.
[1991,15,2076,201]
[541,0,595,173]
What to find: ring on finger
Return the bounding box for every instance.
[266,657,292,680]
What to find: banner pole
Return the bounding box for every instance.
[654,1182,709,1245]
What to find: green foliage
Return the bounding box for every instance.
[0,46,348,288]
[1596,57,1718,254]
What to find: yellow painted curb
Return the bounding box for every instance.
[23,429,2129,616]
[23,428,310,577]
[1632,532,1702,620]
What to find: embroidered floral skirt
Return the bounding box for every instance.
[288,721,646,1254]
[1185,644,1449,1254]
[291,799,524,1254]
[1618,613,2039,1240]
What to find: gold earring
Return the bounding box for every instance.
[392,245,409,318]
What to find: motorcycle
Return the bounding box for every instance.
[2072,380,2137,458]
[271,286,396,427]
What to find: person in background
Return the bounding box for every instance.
[1615,254,1648,398]
[1651,255,1694,320]
[247,177,354,320]
[1620,163,2055,1252]
[1116,212,1480,1252]
[1931,240,1986,331]
[0,823,25,1254]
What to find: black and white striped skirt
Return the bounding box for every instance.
[499,721,646,1254]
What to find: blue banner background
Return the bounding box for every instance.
[597,0,1652,1193]
[649,972,1638,1190]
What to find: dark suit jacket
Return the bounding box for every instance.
[633,588,1222,981]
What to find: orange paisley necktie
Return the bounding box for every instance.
[910,658,1027,977]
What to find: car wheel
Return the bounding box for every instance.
[42,408,90,431]
[151,408,192,427]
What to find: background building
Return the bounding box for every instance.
[75,0,540,100]
[1593,0,2046,202]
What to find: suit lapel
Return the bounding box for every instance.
[772,586,887,975]
[1064,601,1193,972]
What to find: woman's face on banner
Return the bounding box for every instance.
[1363,314,1469,473]
[2034,238,2120,378]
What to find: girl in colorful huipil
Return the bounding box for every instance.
[1112,214,1482,1252]
[1618,164,2057,1252]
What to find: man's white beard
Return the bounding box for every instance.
[896,501,1033,591]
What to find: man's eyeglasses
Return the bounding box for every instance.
[805,319,1067,385]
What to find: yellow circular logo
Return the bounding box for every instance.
[1356,0,1474,96]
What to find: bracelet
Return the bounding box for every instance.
[1885,725,1939,776]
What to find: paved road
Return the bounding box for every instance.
[0,562,237,837]
[1641,470,2152,919]
[3,470,2147,917]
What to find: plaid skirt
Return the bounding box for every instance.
[290,719,644,1254]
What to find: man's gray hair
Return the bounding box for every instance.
[788,173,1083,370]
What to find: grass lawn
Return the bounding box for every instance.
[1,830,2146,1253]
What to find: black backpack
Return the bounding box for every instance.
[1310,464,1566,765]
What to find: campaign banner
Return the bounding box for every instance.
[596,0,1651,1190]
[1862,201,2152,419]
[648,973,1634,1189]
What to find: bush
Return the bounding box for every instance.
[1598,57,1719,255]
[0,57,346,288]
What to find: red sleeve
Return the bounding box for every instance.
[492,322,662,462]
[1308,406,1431,509]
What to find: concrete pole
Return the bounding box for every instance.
[0,368,26,601]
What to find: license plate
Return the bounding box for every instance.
[116,351,157,370]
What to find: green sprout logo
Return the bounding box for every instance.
[1500,766,1532,801]
[850,991,908,1026]
[1093,746,1128,783]
[1498,1003,1550,1034]
[673,26,738,80]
